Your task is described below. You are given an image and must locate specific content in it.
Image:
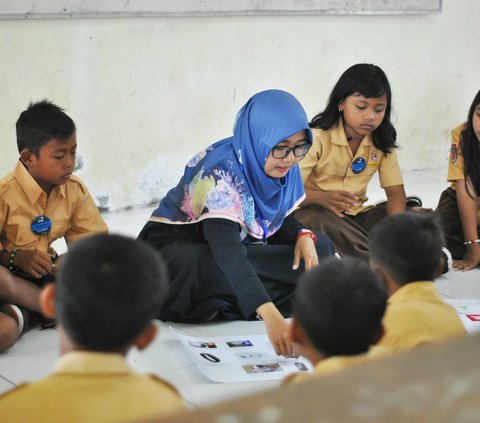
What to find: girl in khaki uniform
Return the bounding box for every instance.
[296,64,410,261]
[435,90,480,271]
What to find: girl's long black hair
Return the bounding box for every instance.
[310,63,397,154]
[460,90,480,199]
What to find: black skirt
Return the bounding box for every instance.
[138,219,335,323]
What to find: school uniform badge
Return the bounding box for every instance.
[351,157,366,174]
[450,146,458,164]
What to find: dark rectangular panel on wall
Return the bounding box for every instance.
[0,0,443,19]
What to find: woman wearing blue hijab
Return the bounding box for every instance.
[139,90,334,355]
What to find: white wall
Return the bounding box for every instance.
[1,0,479,210]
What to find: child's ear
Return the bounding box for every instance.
[40,283,56,318]
[20,149,35,168]
[291,318,321,364]
[291,318,307,347]
[290,319,302,358]
[370,262,397,295]
[134,322,158,351]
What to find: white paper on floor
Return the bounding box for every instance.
[172,327,313,383]
[443,298,480,333]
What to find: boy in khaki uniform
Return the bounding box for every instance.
[0,233,185,422]
[369,212,466,352]
[0,100,107,351]
[284,256,390,384]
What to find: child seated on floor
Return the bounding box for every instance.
[435,90,480,271]
[0,100,107,351]
[284,256,389,383]
[369,212,466,352]
[0,233,185,422]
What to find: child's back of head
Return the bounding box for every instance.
[56,233,168,352]
[294,256,387,358]
[0,234,186,421]
[16,100,75,155]
[369,212,444,285]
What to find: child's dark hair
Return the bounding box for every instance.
[16,100,76,156]
[460,90,480,199]
[56,233,169,352]
[294,256,387,357]
[369,212,445,285]
[310,63,397,154]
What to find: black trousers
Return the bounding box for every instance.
[155,236,334,323]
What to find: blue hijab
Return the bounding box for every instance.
[150,90,312,240]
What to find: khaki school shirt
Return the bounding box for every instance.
[447,122,480,222]
[378,281,466,352]
[0,351,186,422]
[0,160,107,255]
[300,121,404,215]
[284,345,391,384]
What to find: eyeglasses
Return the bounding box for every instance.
[271,143,311,159]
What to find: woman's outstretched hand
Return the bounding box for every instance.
[257,302,295,357]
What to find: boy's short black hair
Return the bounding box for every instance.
[16,100,76,156]
[294,256,387,357]
[56,233,169,352]
[369,212,444,285]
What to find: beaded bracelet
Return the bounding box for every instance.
[463,239,480,246]
[296,230,317,243]
[8,249,17,272]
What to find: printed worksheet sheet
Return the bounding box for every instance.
[173,329,313,383]
[443,298,480,333]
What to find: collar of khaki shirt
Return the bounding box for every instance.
[14,159,67,204]
[388,281,437,304]
[53,351,132,375]
[329,119,374,149]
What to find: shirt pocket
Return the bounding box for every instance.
[4,222,34,249]
[317,160,349,178]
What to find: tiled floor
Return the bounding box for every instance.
[1,168,479,409]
